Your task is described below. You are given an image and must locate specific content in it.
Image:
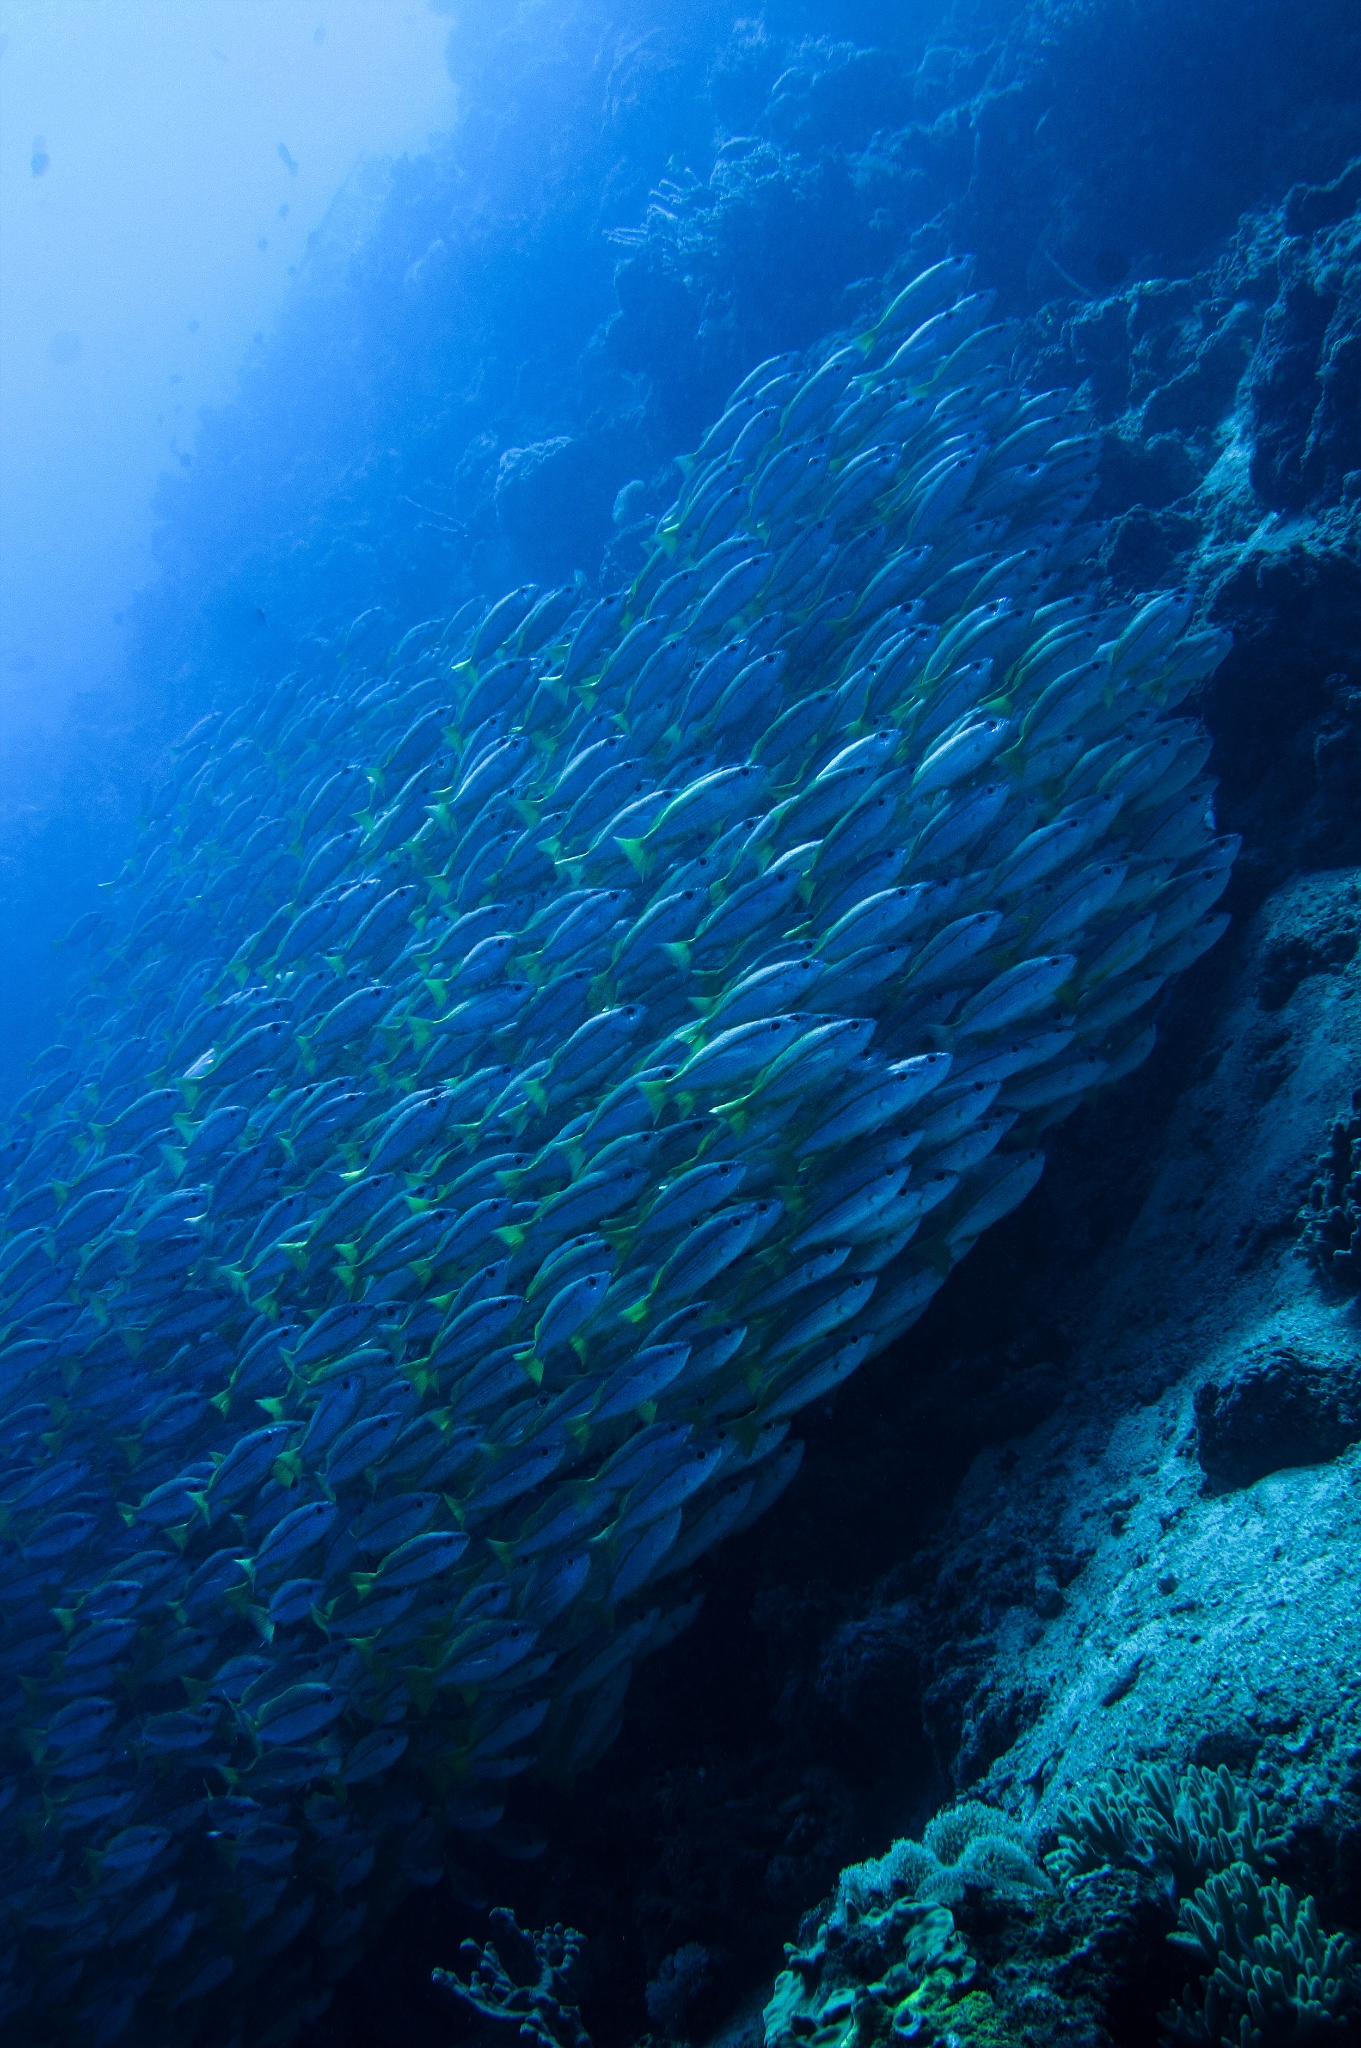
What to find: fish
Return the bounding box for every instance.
[0,253,1236,2045]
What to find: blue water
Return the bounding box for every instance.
[1,4,1358,2045]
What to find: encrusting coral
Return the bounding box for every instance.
[765,1799,1048,2048]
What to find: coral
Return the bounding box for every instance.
[1045,1766,1358,2044]
[1300,1087,1361,1288]
[923,1803,1032,1873]
[1046,1762,1285,1897]
[433,1907,591,2048]
[833,1801,1046,1929]
[765,1896,976,2048]
[764,1794,1048,2045]
[1164,1861,1356,2044]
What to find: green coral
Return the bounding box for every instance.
[1166,1862,1354,2045]
[1046,1762,1284,1897]
[764,1898,977,2048]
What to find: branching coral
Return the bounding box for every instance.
[433,1907,591,2048]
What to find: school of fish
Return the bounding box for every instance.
[0,256,1235,2045]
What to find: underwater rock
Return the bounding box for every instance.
[1245,159,1361,514]
[761,38,913,155]
[1300,1085,1361,1286]
[1195,1343,1361,1490]
[0,258,1237,2043]
[1257,880,1361,1013]
[1027,156,1361,887]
